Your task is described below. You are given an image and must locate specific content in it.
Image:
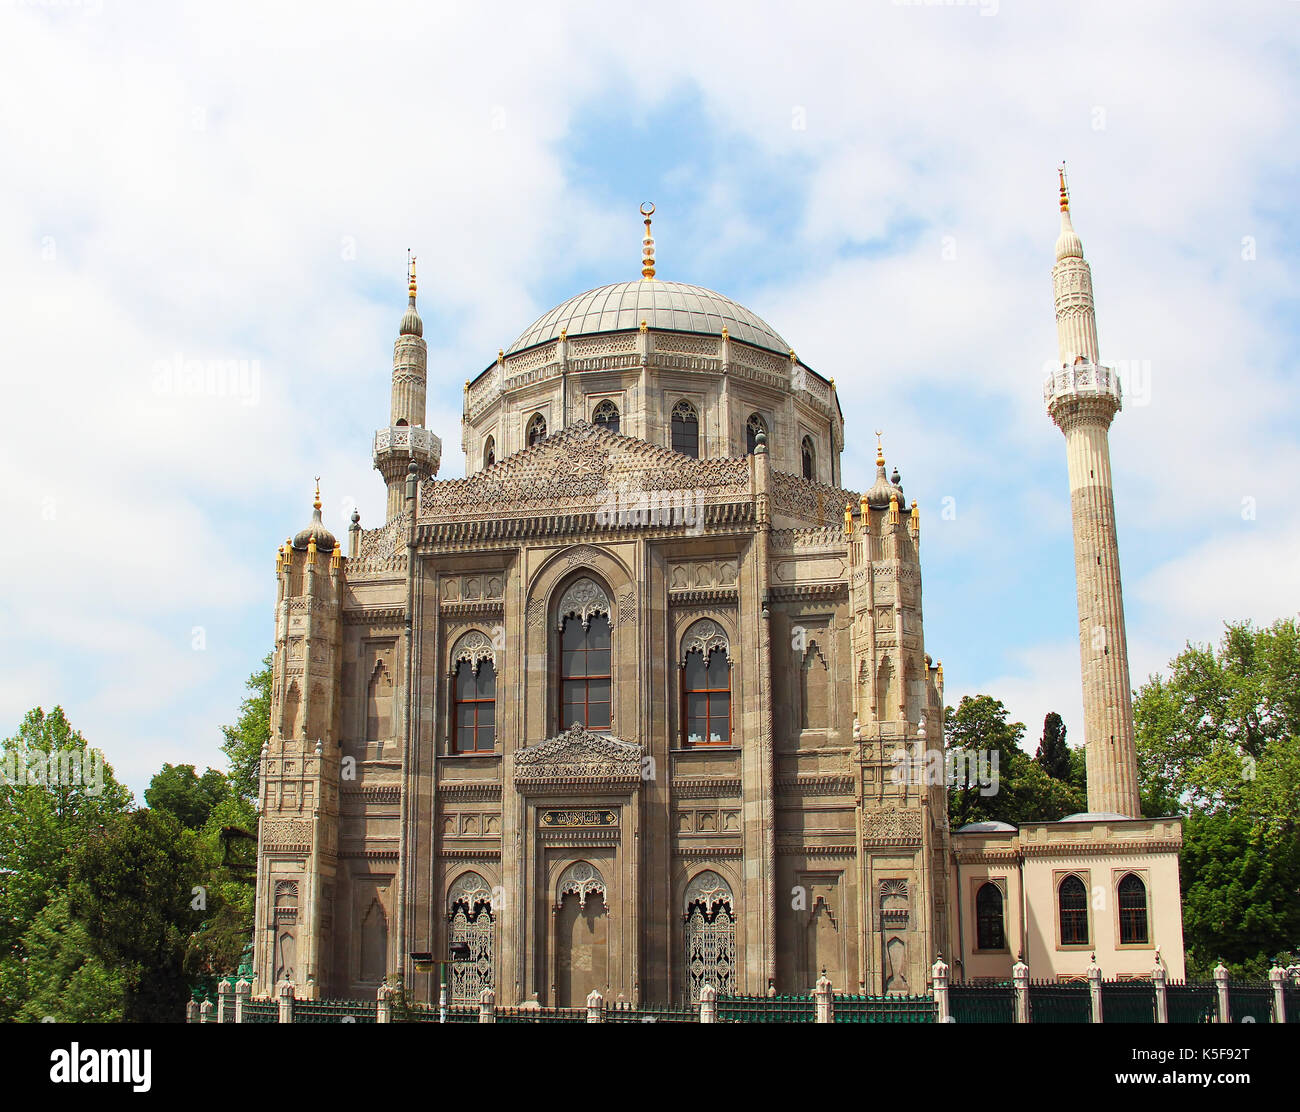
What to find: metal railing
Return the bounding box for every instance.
[716,994,816,1023]
[948,982,1015,1023]
[1100,980,1156,1023]
[1165,982,1216,1023]
[834,993,936,1023]
[1028,980,1091,1023]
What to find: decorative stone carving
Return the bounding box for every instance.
[681,618,731,664]
[684,870,733,916]
[556,860,607,910]
[555,577,611,631]
[450,629,496,674]
[513,723,643,786]
[448,870,493,912]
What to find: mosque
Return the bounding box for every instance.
[252,180,1185,1005]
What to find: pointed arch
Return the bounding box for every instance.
[447,872,494,1003]
[684,870,736,1002]
[671,399,699,458]
[527,412,547,446]
[745,411,768,454]
[359,898,388,983]
[591,398,620,433]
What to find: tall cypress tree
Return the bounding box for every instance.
[1035,711,1071,781]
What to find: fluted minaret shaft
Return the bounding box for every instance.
[1045,176,1141,817]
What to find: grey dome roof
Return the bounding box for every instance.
[955,821,1017,834]
[507,279,790,356]
[1059,811,1134,822]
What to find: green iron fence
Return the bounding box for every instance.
[1165,982,1216,1023]
[1284,984,1298,1023]
[604,1002,699,1023]
[294,999,377,1024]
[1100,980,1155,1023]
[834,994,936,1023]
[1228,982,1273,1024]
[496,1006,587,1023]
[716,994,816,1023]
[242,999,279,1024]
[1028,980,1091,1023]
[948,982,1015,1023]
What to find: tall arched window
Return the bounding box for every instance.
[671,399,699,458]
[1058,874,1089,946]
[527,413,547,446]
[1117,873,1149,945]
[801,436,815,480]
[975,882,1005,951]
[483,436,495,469]
[684,871,735,1003]
[591,399,620,434]
[745,412,768,454]
[451,631,497,754]
[681,620,732,747]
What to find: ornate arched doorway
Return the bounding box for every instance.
[447,872,494,1003]
[684,870,735,1002]
[554,861,608,1007]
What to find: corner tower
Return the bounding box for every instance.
[373,255,441,520]
[1043,169,1141,817]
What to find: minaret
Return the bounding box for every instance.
[373,254,441,520]
[1044,168,1141,817]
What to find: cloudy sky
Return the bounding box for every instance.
[1,0,1296,797]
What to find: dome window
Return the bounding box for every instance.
[483,436,495,469]
[527,413,547,447]
[671,400,699,458]
[745,412,768,455]
[591,399,620,434]
[801,436,816,481]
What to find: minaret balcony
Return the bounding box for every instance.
[373,424,442,471]
[1043,361,1123,412]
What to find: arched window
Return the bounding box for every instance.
[684,871,735,1003]
[395,418,408,427]
[801,435,815,480]
[451,633,497,753]
[448,873,494,1003]
[1058,874,1089,946]
[1117,873,1149,945]
[745,412,768,454]
[681,620,731,747]
[671,399,699,458]
[483,436,495,469]
[527,413,547,446]
[591,399,620,434]
[975,882,1005,951]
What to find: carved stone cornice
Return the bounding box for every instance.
[1020,839,1182,858]
[338,849,400,861]
[768,582,848,602]
[513,724,644,790]
[673,846,744,858]
[340,785,401,802]
[437,782,503,801]
[672,777,742,799]
[343,606,405,626]
[776,844,857,857]
[775,774,855,796]
[438,849,503,859]
[667,588,739,607]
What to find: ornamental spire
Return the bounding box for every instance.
[399,250,423,337]
[640,202,656,280]
[1055,163,1083,262]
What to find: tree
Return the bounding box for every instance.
[1135,617,1300,974]
[1035,712,1071,781]
[144,763,230,829]
[0,707,132,1021]
[10,893,125,1023]
[221,653,272,805]
[68,808,206,1022]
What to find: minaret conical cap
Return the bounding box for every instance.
[292,477,337,552]
[399,252,423,337]
[1054,165,1084,262]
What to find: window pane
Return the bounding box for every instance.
[586,615,611,648]
[585,649,611,677]
[708,692,730,725]
[562,680,585,706]
[476,664,496,698]
[586,678,611,703]
[476,725,495,750]
[560,704,581,729]
[476,701,495,726]
[455,665,475,700]
[456,726,475,753]
[706,649,730,682]
[562,621,584,649]
[684,651,706,690]
[586,702,610,729]
[686,692,708,719]
[686,718,706,744]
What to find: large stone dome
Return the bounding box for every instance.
[507,279,791,357]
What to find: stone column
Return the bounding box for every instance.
[185,1000,199,1024]
[200,1000,214,1024]
[699,983,717,1024]
[1152,958,1168,1024]
[217,979,233,1024]
[814,973,834,1024]
[376,984,391,1024]
[932,955,950,1023]
[1214,962,1230,1024]
[1087,954,1103,1023]
[1012,958,1029,1024]
[586,988,604,1023]
[234,978,251,1023]
[1269,965,1286,1024]
[479,988,495,1024]
[278,978,295,1024]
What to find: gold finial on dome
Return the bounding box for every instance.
[639,318,648,333]
[313,477,322,512]
[640,202,656,280]
[1058,163,1070,212]
[408,250,418,298]
[875,430,885,467]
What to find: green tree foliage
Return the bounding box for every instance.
[186,793,259,980]
[0,707,133,1021]
[221,653,272,805]
[1135,617,1300,974]
[945,695,1085,827]
[144,762,230,829]
[11,893,125,1023]
[68,808,206,1022]
[1035,711,1071,781]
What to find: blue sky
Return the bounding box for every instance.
[1,0,1297,798]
